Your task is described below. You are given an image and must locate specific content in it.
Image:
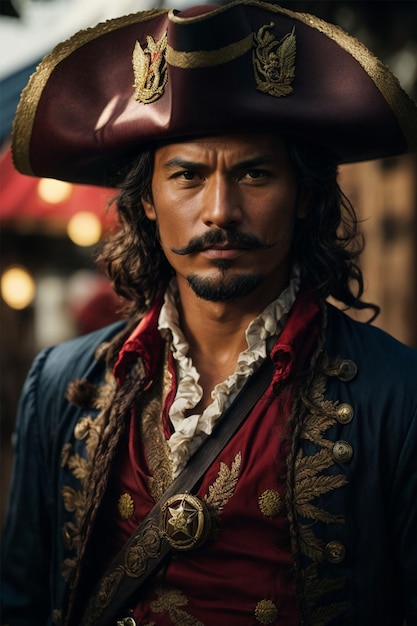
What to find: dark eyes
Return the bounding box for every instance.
[244,169,269,179]
[181,170,198,180]
[170,170,201,182]
[172,168,273,183]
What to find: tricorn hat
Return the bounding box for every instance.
[12,0,417,186]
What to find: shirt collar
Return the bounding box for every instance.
[158,269,301,364]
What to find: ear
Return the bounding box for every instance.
[141,193,157,221]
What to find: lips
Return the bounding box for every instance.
[200,246,246,259]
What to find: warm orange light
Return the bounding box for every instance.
[37,178,73,204]
[67,211,102,246]
[1,266,36,310]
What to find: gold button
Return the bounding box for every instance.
[337,359,357,382]
[324,540,346,564]
[336,403,354,424]
[333,440,353,463]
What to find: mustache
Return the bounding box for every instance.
[171,229,276,256]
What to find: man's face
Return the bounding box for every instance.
[142,133,306,303]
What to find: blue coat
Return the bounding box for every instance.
[1,303,417,626]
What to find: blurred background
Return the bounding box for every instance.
[1,0,417,527]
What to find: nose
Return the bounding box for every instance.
[200,175,242,228]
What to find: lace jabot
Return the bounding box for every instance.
[158,273,300,478]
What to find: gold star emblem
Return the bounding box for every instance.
[161,493,211,550]
[167,500,198,537]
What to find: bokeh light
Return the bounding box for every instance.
[66,211,102,246]
[37,178,73,204]
[1,266,36,310]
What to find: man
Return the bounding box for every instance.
[1,2,417,625]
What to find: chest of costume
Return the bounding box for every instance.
[102,377,299,625]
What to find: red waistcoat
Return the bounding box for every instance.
[100,289,320,625]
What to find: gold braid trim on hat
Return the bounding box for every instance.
[167,33,253,69]
[12,8,169,176]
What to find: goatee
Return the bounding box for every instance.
[187,270,261,302]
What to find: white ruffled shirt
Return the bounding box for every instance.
[158,273,300,478]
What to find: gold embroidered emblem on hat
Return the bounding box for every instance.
[253,23,296,97]
[132,32,168,103]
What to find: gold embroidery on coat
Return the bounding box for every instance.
[60,370,117,581]
[258,489,282,517]
[132,33,168,103]
[150,585,204,626]
[291,352,350,624]
[118,493,135,519]
[255,598,279,624]
[301,563,350,626]
[253,23,296,98]
[52,609,62,625]
[295,448,347,528]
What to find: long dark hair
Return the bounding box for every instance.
[97,150,171,314]
[288,138,379,319]
[97,137,379,319]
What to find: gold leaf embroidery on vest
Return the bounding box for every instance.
[204,452,242,514]
[203,452,242,539]
[133,32,168,104]
[150,585,204,626]
[253,23,296,98]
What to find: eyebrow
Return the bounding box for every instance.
[163,157,207,170]
[231,155,279,171]
[163,154,279,171]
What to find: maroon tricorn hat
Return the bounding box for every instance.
[12,0,417,186]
